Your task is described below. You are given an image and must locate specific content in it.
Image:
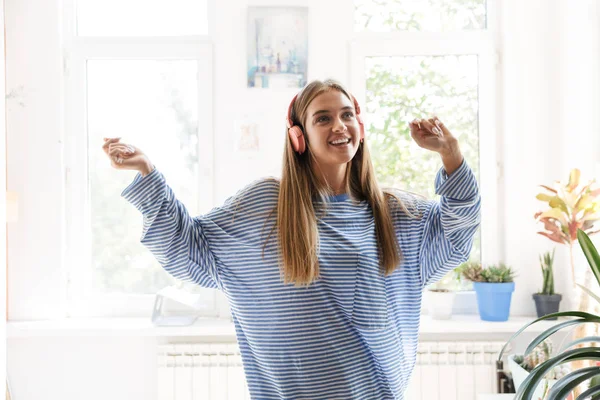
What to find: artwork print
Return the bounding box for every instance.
[247,7,308,89]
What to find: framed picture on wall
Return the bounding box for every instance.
[247,6,308,89]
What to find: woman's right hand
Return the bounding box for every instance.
[102,137,154,176]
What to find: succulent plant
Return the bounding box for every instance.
[457,261,483,282]
[514,339,572,383]
[518,339,553,372]
[458,262,514,283]
[539,249,556,295]
[481,264,515,283]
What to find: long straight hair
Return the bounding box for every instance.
[277,79,416,287]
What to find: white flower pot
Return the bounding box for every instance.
[507,354,558,399]
[427,290,456,320]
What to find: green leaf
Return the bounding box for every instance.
[547,366,600,399]
[576,194,594,211]
[536,193,555,202]
[577,284,600,305]
[559,336,600,352]
[515,348,600,399]
[524,319,592,357]
[498,311,600,361]
[568,168,581,191]
[578,229,600,288]
[549,196,569,213]
[587,374,600,400]
[576,383,600,400]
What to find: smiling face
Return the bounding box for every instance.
[303,90,361,168]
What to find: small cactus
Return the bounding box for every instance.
[514,339,571,380]
[520,340,553,371]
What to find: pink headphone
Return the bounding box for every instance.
[286,93,365,155]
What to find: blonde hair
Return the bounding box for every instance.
[277,79,417,287]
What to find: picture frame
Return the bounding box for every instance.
[247,6,308,89]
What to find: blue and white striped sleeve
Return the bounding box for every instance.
[121,167,224,291]
[418,159,481,287]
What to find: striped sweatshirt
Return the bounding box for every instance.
[122,159,481,400]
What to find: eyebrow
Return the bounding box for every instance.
[312,106,354,117]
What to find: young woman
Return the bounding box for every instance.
[103,79,480,400]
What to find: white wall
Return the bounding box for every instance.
[1,0,7,396]
[6,0,67,320]
[212,0,353,203]
[5,0,600,398]
[500,0,600,316]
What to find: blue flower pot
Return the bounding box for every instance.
[473,282,515,321]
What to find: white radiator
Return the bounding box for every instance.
[157,343,250,400]
[158,341,509,400]
[404,341,508,400]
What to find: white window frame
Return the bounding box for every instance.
[595,1,600,177]
[61,0,218,317]
[349,1,501,266]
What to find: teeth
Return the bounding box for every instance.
[330,138,349,145]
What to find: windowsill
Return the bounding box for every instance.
[7,314,560,338]
[419,314,560,333]
[7,316,237,338]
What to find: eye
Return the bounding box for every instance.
[316,115,330,123]
[343,111,354,119]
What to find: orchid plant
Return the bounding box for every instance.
[534,168,600,283]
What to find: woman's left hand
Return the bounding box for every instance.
[409,116,464,175]
[409,116,459,155]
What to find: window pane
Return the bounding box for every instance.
[88,60,200,294]
[366,54,481,279]
[76,0,208,36]
[354,0,487,32]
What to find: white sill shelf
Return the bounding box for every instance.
[7,316,237,338]
[7,315,561,338]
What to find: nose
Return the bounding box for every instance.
[332,117,347,133]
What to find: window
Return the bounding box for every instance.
[351,0,499,290]
[63,0,215,316]
[76,0,208,36]
[354,0,487,32]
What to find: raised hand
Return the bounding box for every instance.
[408,116,458,154]
[408,116,463,175]
[102,137,154,176]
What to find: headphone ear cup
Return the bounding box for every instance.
[357,115,365,141]
[288,126,306,154]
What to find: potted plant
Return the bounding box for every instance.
[499,229,600,399]
[426,286,455,320]
[533,249,562,320]
[534,168,600,284]
[535,169,600,384]
[460,262,516,321]
[427,278,456,320]
[507,338,571,400]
